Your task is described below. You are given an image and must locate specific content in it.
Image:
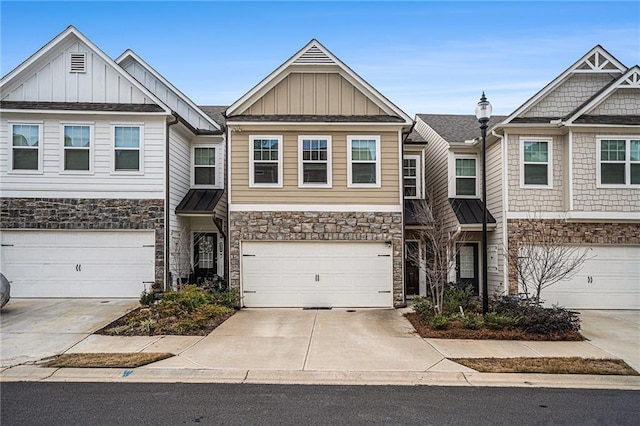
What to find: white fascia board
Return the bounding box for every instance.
[225,121,407,127]
[502,45,626,125]
[229,204,402,212]
[506,211,640,222]
[0,109,169,116]
[225,39,412,124]
[0,26,171,115]
[115,49,221,130]
[565,66,640,125]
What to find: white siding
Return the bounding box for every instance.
[2,40,154,105]
[0,113,165,198]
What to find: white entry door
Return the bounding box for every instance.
[241,241,393,308]
[0,230,156,298]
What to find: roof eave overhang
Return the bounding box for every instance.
[225,120,408,127]
[0,108,170,116]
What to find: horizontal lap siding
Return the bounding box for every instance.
[231,129,401,205]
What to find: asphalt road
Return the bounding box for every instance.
[2,383,639,425]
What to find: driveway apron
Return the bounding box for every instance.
[177,308,444,371]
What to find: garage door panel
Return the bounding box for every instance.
[1,231,155,298]
[242,241,393,308]
[539,245,640,310]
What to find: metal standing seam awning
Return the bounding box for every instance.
[448,198,497,231]
[175,189,224,215]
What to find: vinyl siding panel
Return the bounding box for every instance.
[230,128,401,205]
[485,139,505,295]
[244,73,386,116]
[0,113,165,198]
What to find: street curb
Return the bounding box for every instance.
[2,365,640,389]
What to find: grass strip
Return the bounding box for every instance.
[43,352,174,368]
[451,357,639,375]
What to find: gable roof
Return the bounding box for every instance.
[503,45,626,125]
[417,114,508,144]
[565,65,640,125]
[116,49,221,131]
[225,39,412,124]
[0,26,170,114]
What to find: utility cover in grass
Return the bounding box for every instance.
[42,353,174,368]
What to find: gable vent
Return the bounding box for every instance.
[69,53,86,73]
[293,45,334,65]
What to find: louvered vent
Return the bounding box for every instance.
[69,53,86,73]
[293,45,334,64]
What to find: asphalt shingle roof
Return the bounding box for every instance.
[417,114,507,143]
[0,101,165,112]
[199,105,228,127]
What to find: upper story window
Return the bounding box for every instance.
[63,125,92,172]
[114,126,142,172]
[403,155,420,198]
[598,137,640,186]
[455,157,477,196]
[193,146,216,186]
[298,136,332,188]
[250,135,282,187]
[348,136,381,188]
[520,137,553,188]
[11,123,42,172]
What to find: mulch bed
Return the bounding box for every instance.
[42,352,174,368]
[96,307,235,337]
[405,312,584,341]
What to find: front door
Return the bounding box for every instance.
[194,233,217,283]
[456,243,479,295]
[405,241,420,296]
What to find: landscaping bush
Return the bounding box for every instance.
[430,313,451,330]
[483,312,518,330]
[494,299,580,335]
[442,283,478,314]
[460,312,484,330]
[411,296,435,320]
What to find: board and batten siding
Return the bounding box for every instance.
[244,72,386,116]
[0,113,165,198]
[2,40,155,105]
[230,128,400,205]
[120,59,218,132]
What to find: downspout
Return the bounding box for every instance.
[164,112,180,291]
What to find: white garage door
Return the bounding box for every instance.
[0,230,156,298]
[241,241,393,308]
[541,245,640,309]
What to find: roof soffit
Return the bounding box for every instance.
[116,50,221,131]
[566,66,640,124]
[503,45,627,124]
[0,26,170,114]
[226,39,412,124]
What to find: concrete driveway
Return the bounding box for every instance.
[151,308,449,372]
[0,298,138,367]
[579,310,640,372]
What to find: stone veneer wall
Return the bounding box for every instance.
[229,211,404,305]
[0,198,165,285]
[506,219,640,293]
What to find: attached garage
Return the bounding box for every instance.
[241,241,393,308]
[541,245,640,309]
[0,230,156,298]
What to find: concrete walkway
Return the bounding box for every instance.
[2,306,639,389]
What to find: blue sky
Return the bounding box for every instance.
[1,1,638,115]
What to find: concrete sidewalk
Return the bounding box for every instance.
[1,307,639,389]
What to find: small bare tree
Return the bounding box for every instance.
[169,227,193,290]
[509,220,593,306]
[406,196,467,313]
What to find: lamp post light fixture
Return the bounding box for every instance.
[475,92,492,315]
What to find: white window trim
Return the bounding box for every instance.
[347,135,381,188]
[403,154,421,199]
[191,144,220,188]
[8,121,44,174]
[298,135,332,188]
[111,124,144,175]
[519,137,553,189]
[249,135,283,188]
[59,122,94,175]
[448,154,478,198]
[596,136,640,188]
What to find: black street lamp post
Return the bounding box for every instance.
[475,92,492,315]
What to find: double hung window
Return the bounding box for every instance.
[193,147,216,186]
[114,126,141,171]
[11,124,41,171]
[521,138,552,187]
[299,136,331,187]
[63,125,91,171]
[403,155,420,198]
[455,158,477,196]
[250,136,282,187]
[348,136,381,187]
[598,138,640,186]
